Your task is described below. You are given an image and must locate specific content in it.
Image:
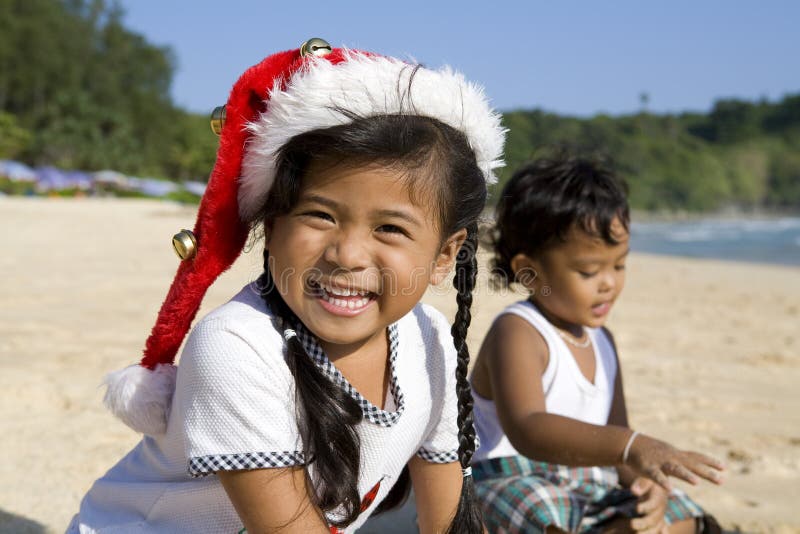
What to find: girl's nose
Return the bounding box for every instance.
[323,230,370,270]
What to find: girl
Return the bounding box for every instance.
[68,39,505,533]
[470,154,725,534]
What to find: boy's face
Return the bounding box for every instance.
[265,159,465,359]
[514,217,630,330]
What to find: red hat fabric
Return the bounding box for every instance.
[103,41,506,435]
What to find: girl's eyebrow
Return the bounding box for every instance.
[375,209,422,227]
[300,194,338,209]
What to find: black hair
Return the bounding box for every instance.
[250,112,486,532]
[492,150,630,286]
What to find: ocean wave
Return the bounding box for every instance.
[633,217,800,243]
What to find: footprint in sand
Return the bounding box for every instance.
[727,448,756,475]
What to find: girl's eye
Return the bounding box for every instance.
[615,264,626,271]
[578,270,598,279]
[301,210,334,222]
[376,224,409,237]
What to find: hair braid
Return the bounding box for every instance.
[445,224,483,534]
[259,249,363,529]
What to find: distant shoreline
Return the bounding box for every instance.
[630,207,800,223]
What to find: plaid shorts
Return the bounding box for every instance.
[473,455,705,534]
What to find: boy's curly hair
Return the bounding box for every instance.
[491,150,630,287]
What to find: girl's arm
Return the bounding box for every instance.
[408,457,463,534]
[219,467,330,534]
[487,315,725,488]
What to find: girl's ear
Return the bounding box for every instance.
[429,228,468,286]
[510,252,540,290]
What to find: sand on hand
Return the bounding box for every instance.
[0,198,798,533]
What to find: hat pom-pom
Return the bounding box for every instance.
[102,364,177,435]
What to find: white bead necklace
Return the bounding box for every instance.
[557,329,591,348]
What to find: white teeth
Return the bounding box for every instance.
[320,283,368,297]
[319,289,371,310]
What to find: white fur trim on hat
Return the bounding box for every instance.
[239,50,506,221]
[102,363,177,435]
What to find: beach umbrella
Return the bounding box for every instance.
[0,160,37,182]
[134,178,179,198]
[93,169,128,188]
[64,170,93,190]
[35,167,70,191]
[182,181,207,196]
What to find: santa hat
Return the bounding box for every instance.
[102,38,506,435]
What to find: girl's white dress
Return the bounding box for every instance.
[69,283,460,533]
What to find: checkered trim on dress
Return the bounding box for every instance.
[416,447,459,464]
[188,451,305,478]
[292,322,405,427]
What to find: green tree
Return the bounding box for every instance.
[0,111,32,158]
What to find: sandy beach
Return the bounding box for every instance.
[1,197,798,533]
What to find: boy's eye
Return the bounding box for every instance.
[578,270,598,279]
[615,264,626,271]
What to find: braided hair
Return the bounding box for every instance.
[248,112,487,532]
[445,223,483,533]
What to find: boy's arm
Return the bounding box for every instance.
[488,314,632,466]
[602,326,637,486]
[489,316,725,489]
[219,467,330,533]
[408,457,463,534]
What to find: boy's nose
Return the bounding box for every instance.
[598,272,616,293]
[324,231,371,270]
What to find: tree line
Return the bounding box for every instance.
[0,0,217,181]
[2,0,798,211]
[501,95,800,211]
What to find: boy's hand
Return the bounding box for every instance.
[629,477,667,533]
[626,433,725,491]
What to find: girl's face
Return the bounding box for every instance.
[513,217,629,330]
[266,159,465,357]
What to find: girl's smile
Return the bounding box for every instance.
[308,279,377,316]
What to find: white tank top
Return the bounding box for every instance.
[472,300,618,462]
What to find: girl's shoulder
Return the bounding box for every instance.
[399,302,453,348]
[181,283,287,372]
[200,282,276,325]
[395,303,457,378]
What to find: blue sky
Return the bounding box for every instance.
[118,0,799,117]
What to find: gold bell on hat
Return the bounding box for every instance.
[210,106,226,136]
[300,37,332,57]
[172,229,197,260]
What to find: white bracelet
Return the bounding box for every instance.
[622,430,640,464]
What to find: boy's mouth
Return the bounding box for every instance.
[591,301,612,317]
[308,279,377,314]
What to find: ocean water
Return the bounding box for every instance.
[630,217,800,267]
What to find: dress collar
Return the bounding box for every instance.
[292,322,405,427]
